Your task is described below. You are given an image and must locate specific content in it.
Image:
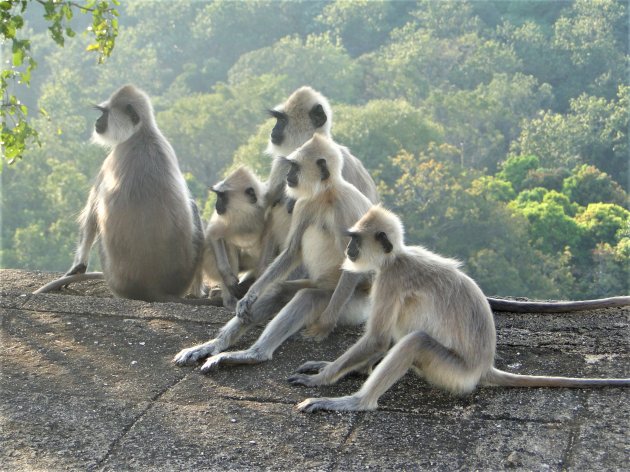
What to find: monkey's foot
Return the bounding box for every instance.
[294,360,331,374]
[295,395,369,413]
[199,349,268,373]
[287,373,326,387]
[173,340,222,365]
[302,323,334,342]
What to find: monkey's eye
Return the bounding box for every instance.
[245,187,257,204]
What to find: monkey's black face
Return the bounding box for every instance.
[215,191,228,215]
[346,233,361,262]
[287,162,300,188]
[269,110,288,145]
[94,106,108,134]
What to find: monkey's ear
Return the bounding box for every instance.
[316,159,330,181]
[309,104,327,128]
[375,231,393,253]
[245,187,257,204]
[125,104,140,125]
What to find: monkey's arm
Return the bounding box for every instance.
[67,179,101,275]
[302,270,366,341]
[209,237,240,297]
[236,221,305,321]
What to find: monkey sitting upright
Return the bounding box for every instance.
[289,206,630,412]
[34,84,205,302]
[202,166,267,309]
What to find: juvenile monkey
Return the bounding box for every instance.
[290,206,630,412]
[203,167,267,309]
[34,85,205,302]
[174,134,373,368]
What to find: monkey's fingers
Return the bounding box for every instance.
[294,360,330,374]
[172,342,217,365]
[287,374,323,387]
[295,398,332,413]
[199,349,263,373]
[296,396,362,412]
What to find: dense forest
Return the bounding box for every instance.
[1,0,628,299]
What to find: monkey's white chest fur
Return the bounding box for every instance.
[301,225,341,286]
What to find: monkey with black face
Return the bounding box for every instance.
[174,134,373,368]
[203,167,267,309]
[258,86,379,272]
[290,206,630,412]
[34,85,205,302]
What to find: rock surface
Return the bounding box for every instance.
[1,269,628,471]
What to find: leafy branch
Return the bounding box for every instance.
[1,0,120,167]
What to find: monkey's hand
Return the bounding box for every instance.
[65,262,87,276]
[302,320,335,342]
[294,360,331,374]
[200,349,267,373]
[295,396,363,413]
[236,291,258,323]
[173,340,224,365]
[287,361,331,387]
[287,373,326,388]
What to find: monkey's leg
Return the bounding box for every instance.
[199,288,331,373]
[173,284,298,366]
[288,332,386,388]
[296,331,467,412]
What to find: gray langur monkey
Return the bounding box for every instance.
[290,206,630,412]
[203,166,267,309]
[34,84,206,303]
[258,86,379,271]
[173,133,373,369]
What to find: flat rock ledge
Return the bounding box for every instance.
[1,269,628,471]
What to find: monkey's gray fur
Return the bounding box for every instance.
[203,166,267,309]
[290,206,630,412]
[173,133,373,369]
[34,84,205,303]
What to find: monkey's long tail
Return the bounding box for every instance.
[33,272,105,294]
[483,367,630,387]
[487,296,630,313]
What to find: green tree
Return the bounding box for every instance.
[562,164,628,208]
[576,203,629,248]
[1,0,119,166]
[317,0,412,57]
[496,154,540,192]
[512,86,629,183]
[227,34,363,103]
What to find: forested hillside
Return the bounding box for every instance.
[2,0,628,299]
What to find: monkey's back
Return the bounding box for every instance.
[97,130,197,300]
[383,248,496,375]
